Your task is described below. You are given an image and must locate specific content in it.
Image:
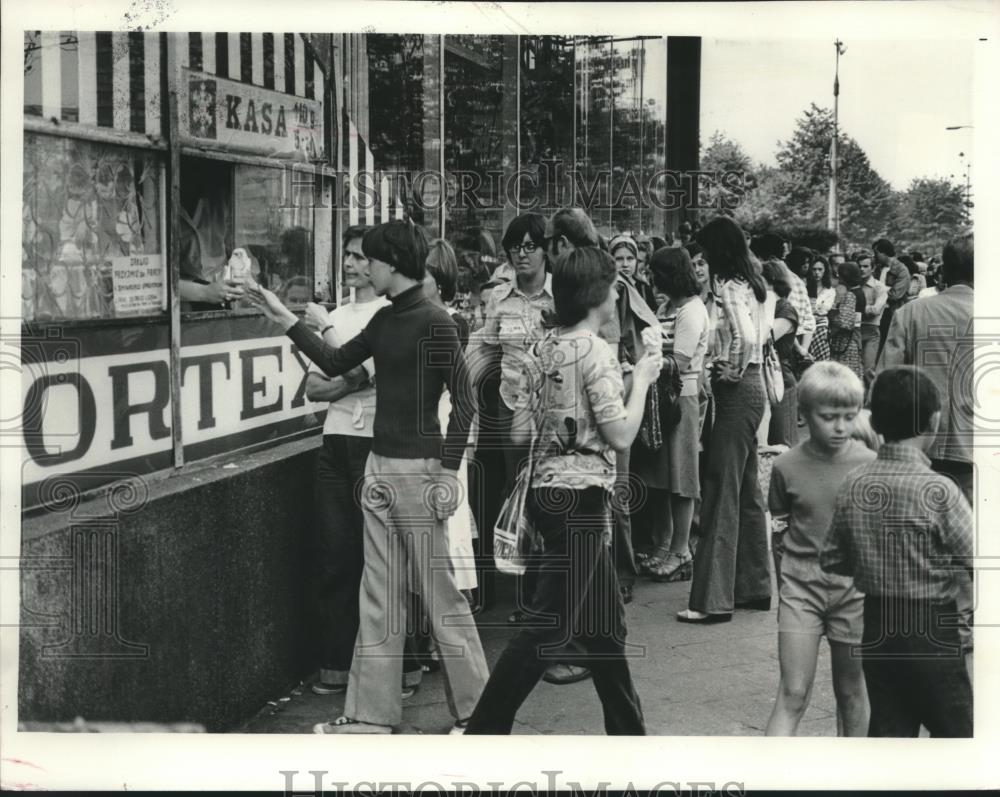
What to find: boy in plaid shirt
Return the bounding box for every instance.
[821,366,974,737]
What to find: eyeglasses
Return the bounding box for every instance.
[509,242,540,255]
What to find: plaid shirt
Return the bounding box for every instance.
[820,443,973,601]
[716,277,764,375]
[788,272,816,337]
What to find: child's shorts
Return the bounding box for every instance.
[778,553,864,644]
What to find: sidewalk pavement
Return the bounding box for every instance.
[239,574,843,736]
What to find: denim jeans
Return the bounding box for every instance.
[613,446,638,587]
[768,381,799,448]
[314,435,423,685]
[860,324,880,387]
[464,486,646,735]
[688,365,771,614]
[862,597,973,737]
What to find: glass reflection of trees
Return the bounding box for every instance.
[366,34,442,234]
[519,36,575,213]
[362,35,671,244]
[577,36,667,239]
[444,35,516,302]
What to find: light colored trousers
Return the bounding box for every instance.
[345,453,489,726]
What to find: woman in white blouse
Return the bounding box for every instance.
[678,217,773,624]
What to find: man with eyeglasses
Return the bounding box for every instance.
[467,213,553,492]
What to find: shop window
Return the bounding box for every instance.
[519,36,575,213]
[367,34,443,235]
[234,165,314,303]
[444,35,517,254]
[610,38,667,236]
[179,155,315,311]
[22,132,163,322]
[575,38,615,235]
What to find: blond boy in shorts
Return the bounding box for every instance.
[764,361,874,736]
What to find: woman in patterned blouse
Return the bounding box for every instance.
[678,217,773,624]
[463,247,661,735]
[829,261,867,381]
[807,256,837,361]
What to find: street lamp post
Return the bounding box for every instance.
[958,151,972,223]
[945,126,974,224]
[828,39,846,245]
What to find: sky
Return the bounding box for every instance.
[700,38,977,190]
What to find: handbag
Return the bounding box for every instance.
[493,460,535,576]
[755,298,784,407]
[493,349,545,575]
[762,334,785,408]
[638,377,664,450]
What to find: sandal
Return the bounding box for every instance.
[648,552,694,583]
[639,555,663,576]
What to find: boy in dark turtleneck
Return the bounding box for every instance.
[249,221,488,734]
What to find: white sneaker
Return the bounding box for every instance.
[313,716,392,734]
[449,719,469,735]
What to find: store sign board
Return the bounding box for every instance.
[112,254,165,316]
[181,68,324,160]
[21,335,327,495]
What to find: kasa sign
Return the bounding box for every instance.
[182,68,324,160]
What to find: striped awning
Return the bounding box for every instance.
[23,32,325,142]
[24,31,165,138]
[24,31,405,220]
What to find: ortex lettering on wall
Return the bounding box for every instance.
[21,334,326,504]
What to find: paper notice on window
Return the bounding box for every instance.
[112,254,164,316]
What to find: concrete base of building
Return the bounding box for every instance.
[18,435,322,732]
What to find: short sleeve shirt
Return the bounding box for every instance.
[310,297,391,437]
[481,276,554,410]
[769,439,876,559]
[671,299,710,396]
[520,330,626,492]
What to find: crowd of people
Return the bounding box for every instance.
[245,207,975,738]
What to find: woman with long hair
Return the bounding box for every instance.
[463,247,661,734]
[829,261,866,382]
[678,217,773,624]
[806,256,836,362]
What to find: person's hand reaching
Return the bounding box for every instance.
[244,277,298,330]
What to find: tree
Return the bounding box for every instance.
[888,178,968,255]
[698,131,756,222]
[732,165,825,234]
[773,103,896,248]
